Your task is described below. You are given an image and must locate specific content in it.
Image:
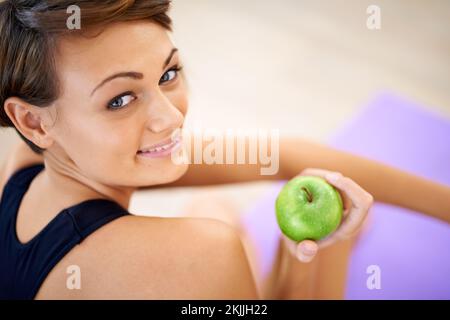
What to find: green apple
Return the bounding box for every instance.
[275,176,343,242]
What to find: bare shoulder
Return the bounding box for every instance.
[35,215,258,299]
[0,140,43,195]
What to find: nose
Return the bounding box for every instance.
[146,91,184,133]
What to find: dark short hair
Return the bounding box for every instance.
[0,0,172,154]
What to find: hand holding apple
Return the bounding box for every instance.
[276,168,374,263]
[276,175,344,242]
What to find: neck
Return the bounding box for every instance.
[40,151,135,211]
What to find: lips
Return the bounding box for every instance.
[137,132,182,157]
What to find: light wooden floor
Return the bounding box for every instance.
[1,0,449,216]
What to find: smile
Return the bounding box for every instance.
[137,134,182,159]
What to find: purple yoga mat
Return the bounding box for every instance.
[241,92,450,299]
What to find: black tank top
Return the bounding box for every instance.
[0,164,130,299]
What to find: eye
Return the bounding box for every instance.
[107,92,136,110]
[159,65,183,85]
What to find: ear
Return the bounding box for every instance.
[3,97,55,149]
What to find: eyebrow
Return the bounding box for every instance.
[90,47,179,96]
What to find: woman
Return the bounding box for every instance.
[0,0,448,300]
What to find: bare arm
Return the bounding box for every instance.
[163,136,450,223]
[162,134,286,186]
[6,136,449,223]
[279,137,450,223]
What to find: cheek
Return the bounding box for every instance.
[55,112,142,181]
[178,95,189,118]
[167,82,189,118]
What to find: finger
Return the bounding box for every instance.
[299,168,372,209]
[296,240,318,263]
[297,168,374,241]
[339,188,352,217]
[335,209,369,239]
[282,234,298,256]
[316,234,339,249]
[300,168,373,238]
[297,167,331,179]
[298,168,352,217]
[325,173,373,211]
[327,176,373,233]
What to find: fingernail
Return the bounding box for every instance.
[300,242,316,255]
[326,173,340,184]
[297,243,316,263]
[297,251,314,263]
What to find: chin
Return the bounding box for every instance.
[138,161,189,187]
[163,162,189,183]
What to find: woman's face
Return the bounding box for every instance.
[45,20,189,187]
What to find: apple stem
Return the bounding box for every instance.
[301,187,313,203]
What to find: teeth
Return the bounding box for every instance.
[139,138,179,154]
